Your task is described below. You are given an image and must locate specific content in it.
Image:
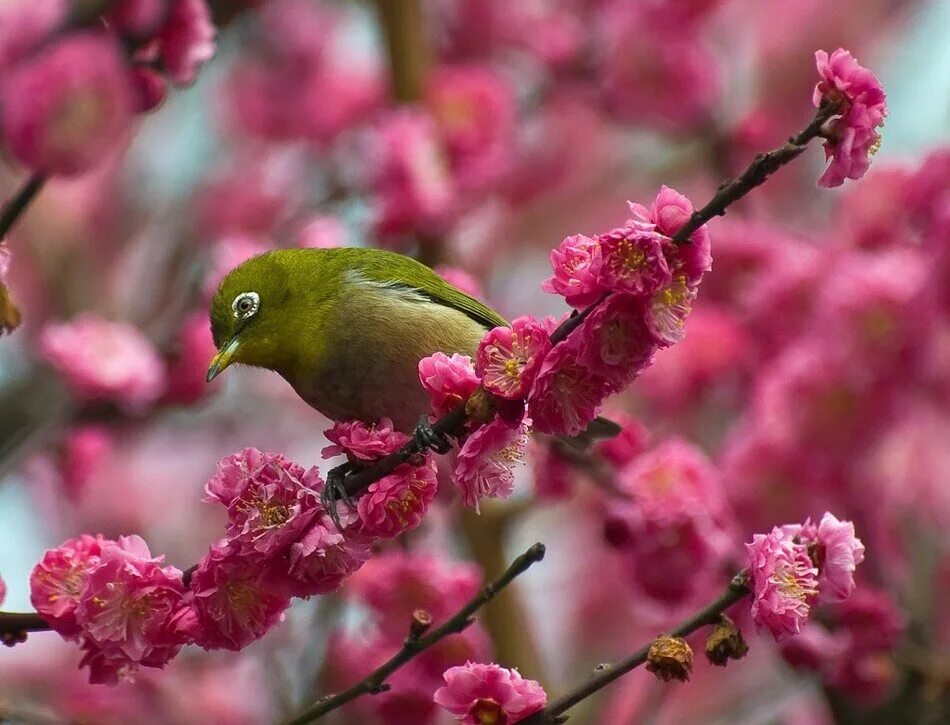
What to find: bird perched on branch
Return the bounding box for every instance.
[207,248,618,501]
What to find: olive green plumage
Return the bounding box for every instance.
[209,248,506,431]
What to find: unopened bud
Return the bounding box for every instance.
[705,616,749,666]
[465,388,497,426]
[646,634,693,683]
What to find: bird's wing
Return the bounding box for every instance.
[359,253,508,330]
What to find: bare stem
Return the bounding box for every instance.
[284,542,547,724]
[524,572,751,723]
[0,174,45,242]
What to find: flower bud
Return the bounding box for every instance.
[646,634,693,682]
[704,616,749,666]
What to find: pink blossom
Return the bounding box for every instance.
[435,266,485,300]
[163,311,220,404]
[453,419,529,512]
[203,448,323,559]
[76,536,189,683]
[433,662,547,724]
[629,186,712,283]
[186,543,291,651]
[371,110,456,240]
[59,425,112,498]
[0,33,134,176]
[476,317,551,400]
[646,274,696,347]
[295,215,347,249]
[540,234,605,308]
[577,293,656,391]
[598,1,720,131]
[0,0,66,71]
[357,459,439,538]
[594,412,650,468]
[813,49,887,188]
[597,226,671,297]
[282,511,373,598]
[425,64,515,190]
[418,353,480,417]
[348,551,482,642]
[527,339,612,436]
[153,0,216,87]
[30,534,107,638]
[0,572,4,606]
[322,418,410,463]
[803,513,866,603]
[746,526,819,641]
[38,314,166,409]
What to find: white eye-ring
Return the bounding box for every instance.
[232,291,260,319]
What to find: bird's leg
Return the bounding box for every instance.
[411,416,454,455]
[321,461,356,529]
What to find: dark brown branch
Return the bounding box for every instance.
[669,99,842,245]
[0,174,45,242]
[284,542,547,725]
[524,572,751,723]
[0,612,53,641]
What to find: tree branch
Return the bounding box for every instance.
[342,101,839,499]
[669,100,842,245]
[0,174,45,242]
[524,572,751,723]
[284,542,547,725]
[374,0,430,104]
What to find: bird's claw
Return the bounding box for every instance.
[321,462,356,529]
[411,416,453,455]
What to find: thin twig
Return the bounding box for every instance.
[284,542,547,724]
[0,174,45,242]
[669,100,842,245]
[524,572,751,724]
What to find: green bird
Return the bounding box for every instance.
[207,248,617,500]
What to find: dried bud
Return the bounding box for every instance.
[465,387,497,426]
[409,608,433,640]
[0,283,21,336]
[705,616,750,666]
[646,634,693,683]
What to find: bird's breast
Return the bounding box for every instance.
[286,281,488,432]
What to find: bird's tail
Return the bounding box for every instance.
[556,415,623,452]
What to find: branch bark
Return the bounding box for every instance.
[524,572,751,723]
[284,542,547,724]
[0,174,45,243]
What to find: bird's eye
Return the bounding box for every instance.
[232,291,260,319]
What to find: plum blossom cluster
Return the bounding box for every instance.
[0,0,216,176]
[31,447,393,681]
[30,534,189,684]
[325,552,493,723]
[412,187,710,511]
[746,512,865,642]
[322,419,439,537]
[813,48,888,187]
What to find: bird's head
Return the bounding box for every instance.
[207,250,311,382]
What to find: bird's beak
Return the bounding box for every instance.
[207,338,240,382]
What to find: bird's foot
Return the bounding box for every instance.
[411,416,454,455]
[321,461,356,529]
